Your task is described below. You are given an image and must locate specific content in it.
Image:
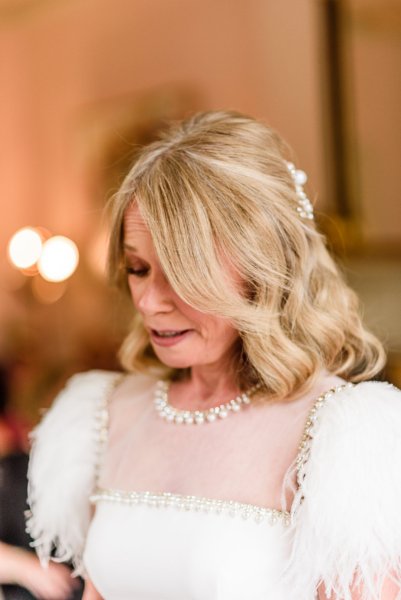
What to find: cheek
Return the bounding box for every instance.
[171,296,239,342]
[220,325,240,345]
[127,279,135,299]
[201,317,239,345]
[127,279,140,306]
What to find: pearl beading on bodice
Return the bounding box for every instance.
[90,489,291,527]
[295,382,354,487]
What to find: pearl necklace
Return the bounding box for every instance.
[154,379,263,425]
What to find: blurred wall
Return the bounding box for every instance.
[0,0,324,252]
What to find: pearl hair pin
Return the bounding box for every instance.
[154,380,263,425]
[285,161,314,220]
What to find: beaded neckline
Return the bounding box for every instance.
[90,489,291,527]
[93,379,354,524]
[153,379,263,425]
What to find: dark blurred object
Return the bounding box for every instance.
[0,454,31,554]
[0,364,84,599]
[0,366,29,456]
[0,453,35,599]
[0,453,84,599]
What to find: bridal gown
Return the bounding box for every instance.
[27,371,401,599]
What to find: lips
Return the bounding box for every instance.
[152,329,189,338]
[149,329,193,346]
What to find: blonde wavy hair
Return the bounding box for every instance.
[107,110,385,400]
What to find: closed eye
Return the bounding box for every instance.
[126,266,149,278]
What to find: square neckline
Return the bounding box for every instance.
[91,375,353,521]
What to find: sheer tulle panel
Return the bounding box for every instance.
[99,372,344,512]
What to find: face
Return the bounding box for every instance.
[123,203,240,371]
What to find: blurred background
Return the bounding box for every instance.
[0,0,400,427]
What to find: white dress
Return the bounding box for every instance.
[27,371,401,600]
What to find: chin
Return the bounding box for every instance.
[153,352,194,370]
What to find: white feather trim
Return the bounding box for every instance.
[26,370,123,576]
[282,381,401,600]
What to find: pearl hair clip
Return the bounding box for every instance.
[285,161,314,220]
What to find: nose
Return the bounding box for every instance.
[131,273,175,316]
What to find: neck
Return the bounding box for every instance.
[189,373,238,402]
[169,360,244,411]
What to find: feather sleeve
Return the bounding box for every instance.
[283,381,401,600]
[26,369,123,576]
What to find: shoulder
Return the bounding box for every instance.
[30,368,157,464]
[29,368,124,461]
[283,380,401,598]
[29,369,124,466]
[304,380,401,497]
[307,380,401,466]
[316,379,401,429]
[295,380,401,526]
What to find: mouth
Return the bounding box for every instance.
[150,329,193,346]
[151,329,192,338]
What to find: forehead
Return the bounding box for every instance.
[123,203,150,237]
[123,203,157,259]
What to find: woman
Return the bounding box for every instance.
[27,111,401,599]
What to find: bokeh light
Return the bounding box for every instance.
[7,227,43,269]
[37,236,79,282]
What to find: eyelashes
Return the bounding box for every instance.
[123,252,150,278]
[125,266,149,278]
